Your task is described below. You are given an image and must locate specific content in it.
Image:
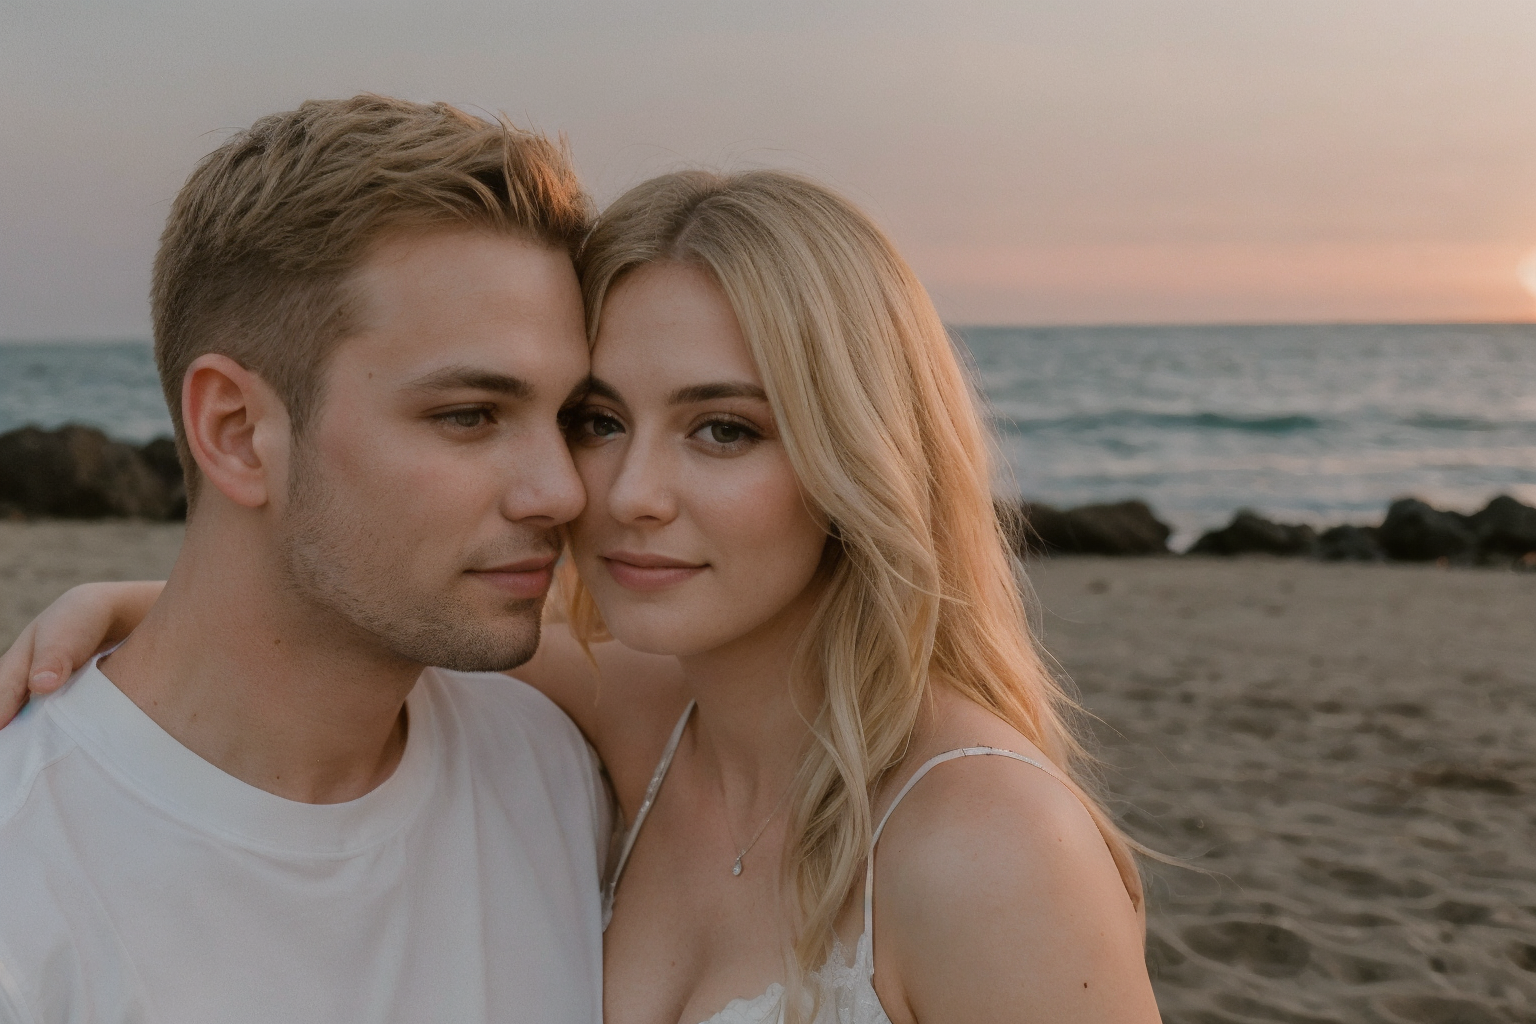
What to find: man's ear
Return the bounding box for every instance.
[181,354,292,509]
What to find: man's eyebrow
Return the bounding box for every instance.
[402,366,534,399]
[668,382,769,405]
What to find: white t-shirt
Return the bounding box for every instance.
[0,658,609,1024]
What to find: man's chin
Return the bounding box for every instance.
[381,607,543,674]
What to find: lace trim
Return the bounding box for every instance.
[694,935,890,1024]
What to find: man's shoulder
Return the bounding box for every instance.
[0,692,82,831]
[418,667,609,850]
[417,667,595,772]
[419,667,580,735]
[0,693,120,1022]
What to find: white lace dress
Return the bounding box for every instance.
[602,703,1052,1024]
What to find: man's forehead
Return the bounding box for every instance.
[350,228,575,319]
[332,227,589,386]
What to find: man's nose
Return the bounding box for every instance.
[500,424,586,526]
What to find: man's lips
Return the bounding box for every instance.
[601,552,707,592]
[466,555,558,599]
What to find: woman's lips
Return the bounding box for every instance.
[602,554,706,592]
[467,557,557,599]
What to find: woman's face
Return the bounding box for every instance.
[567,261,830,658]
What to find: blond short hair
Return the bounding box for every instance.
[151,94,590,498]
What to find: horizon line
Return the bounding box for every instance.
[5,318,1536,346]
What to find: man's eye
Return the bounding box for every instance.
[440,409,491,429]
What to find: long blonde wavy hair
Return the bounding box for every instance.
[570,169,1142,1010]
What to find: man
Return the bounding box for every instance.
[0,96,607,1023]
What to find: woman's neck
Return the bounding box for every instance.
[673,590,823,812]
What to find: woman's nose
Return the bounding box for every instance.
[605,432,678,525]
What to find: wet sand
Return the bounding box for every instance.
[3,524,1534,1023]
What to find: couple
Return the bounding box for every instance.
[0,95,1159,1023]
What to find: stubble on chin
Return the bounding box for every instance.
[277,453,547,673]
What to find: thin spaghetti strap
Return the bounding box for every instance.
[601,700,695,930]
[862,747,1053,961]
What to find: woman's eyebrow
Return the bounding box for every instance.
[584,376,625,403]
[668,382,768,405]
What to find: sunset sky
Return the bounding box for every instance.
[3,0,1534,337]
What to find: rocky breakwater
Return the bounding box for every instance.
[996,494,1536,567]
[998,499,1173,556]
[0,425,185,520]
[1188,496,1536,567]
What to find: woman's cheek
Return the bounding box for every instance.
[697,461,823,574]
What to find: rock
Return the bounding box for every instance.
[1188,510,1317,557]
[1469,494,1536,559]
[1317,524,1384,562]
[1068,502,1173,555]
[998,501,1065,556]
[137,437,188,520]
[1378,498,1476,562]
[0,425,178,519]
[1002,499,1171,556]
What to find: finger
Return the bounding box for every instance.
[27,649,74,694]
[29,585,111,694]
[0,621,39,727]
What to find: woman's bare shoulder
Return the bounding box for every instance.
[869,691,1157,1023]
[877,693,1109,890]
[510,623,690,815]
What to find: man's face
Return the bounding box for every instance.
[278,227,589,672]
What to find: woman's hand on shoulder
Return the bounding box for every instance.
[872,752,1160,1024]
[0,581,166,727]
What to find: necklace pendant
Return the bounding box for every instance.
[732,856,744,877]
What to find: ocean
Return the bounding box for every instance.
[4,324,1535,548]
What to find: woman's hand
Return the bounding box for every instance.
[0,580,166,727]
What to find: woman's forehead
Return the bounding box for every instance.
[592,262,762,386]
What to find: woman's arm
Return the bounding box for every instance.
[0,579,689,816]
[0,580,166,726]
[872,753,1161,1024]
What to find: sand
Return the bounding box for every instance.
[1030,556,1536,1024]
[0,522,185,646]
[3,524,1534,1023]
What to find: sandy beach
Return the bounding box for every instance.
[1032,556,1536,1024]
[3,523,1534,1024]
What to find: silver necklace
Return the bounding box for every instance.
[725,783,795,877]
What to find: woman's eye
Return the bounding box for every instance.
[579,414,623,438]
[591,415,623,437]
[568,411,625,442]
[692,419,759,447]
[707,422,745,444]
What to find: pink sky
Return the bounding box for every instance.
[2,0,1533,335]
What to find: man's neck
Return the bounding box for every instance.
[99,519,423,805]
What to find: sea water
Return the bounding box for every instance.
[5,324,1535,548]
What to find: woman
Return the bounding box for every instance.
[1,170,1159,1023]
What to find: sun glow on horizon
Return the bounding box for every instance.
[1519,248,1536,305]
